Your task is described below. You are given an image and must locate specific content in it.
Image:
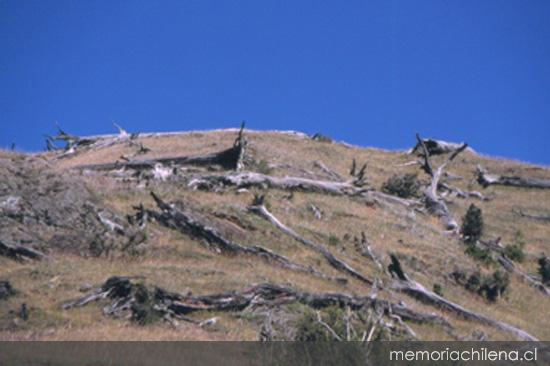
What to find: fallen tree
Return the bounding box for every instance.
[149,192,343,284]
[45,123,137,157]
[388,254,539,341]
[248,196,374,286]
[182,152,423,212]
[415,134,468,230]
[410,138,473,156]
[476,165,550,189]
[0,240,46,261]
[438,182,487,201]
[62,276,451,332]
[75,122,249,172]
[476,238,550,297]
[354,232,383,270]
[497,255,550,296]
[513,209,550,223]
[188,158,369,196]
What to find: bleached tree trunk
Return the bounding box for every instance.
[477,165,550,189]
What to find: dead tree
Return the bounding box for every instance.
[0,281,15,300]
[438,182,487,201]
[248,196,374,286]
[45,122,140,158]
[416,134,468,230]
[477,165,550,189]
[475,239,550,297]
[0,240,46,261]
[410,137,472,156]
[354,232,383,270]
[313,161,344,181]
[497,255,550,296]
[149,192,343,283]
[75,122,249,172]
[45,123,97,152]
[513,209,550,223]
[388,254,539,341]
[388,253,408,281]
[63,277,451,330]
[189,158,370,196]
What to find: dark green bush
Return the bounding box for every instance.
[294,306,348,341]
[465,243,494,265]
[479,271,510,302]
[381,173,421,198]
[432,283,444,297]
[465,271,482,292]
[328,234,341,247]
[461,204,483,243]
[503,230,525,262]
[294,310,329,341]
[459,270,509,302]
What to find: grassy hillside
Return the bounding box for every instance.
[1,129,549,340]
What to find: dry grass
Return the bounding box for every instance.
[1,130,550,340]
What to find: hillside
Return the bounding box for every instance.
[1,126,549,341]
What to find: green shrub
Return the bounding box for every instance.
[538,255,550,285]
[504,231,525,262]
[479,271,510,302]
[328,234,340,247]
[465,271,482,292]
[294,310,329,341]
[465,243,494,265]
[461,204,483,243]
[294,306,347,341]
[381,173,421,198]
[460,270,509,302]
[432,283,444,297]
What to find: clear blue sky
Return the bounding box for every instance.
[1,1,549,164]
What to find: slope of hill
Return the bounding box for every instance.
[1,127,549,341]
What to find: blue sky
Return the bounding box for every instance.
[1,1,549,164]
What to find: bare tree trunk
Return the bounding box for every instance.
[477,165,550,189]
[189,171,370,195]
[313,161,344,181]
[354,232,383,270]
[388,255,539,341]
[476,239,550,296]
[0,240,46,261]
[410,138,473,156]
[438,182,487,201]
[497,255,550,296]
[416,134,468,230]
[248,198,374,286]
[73,122,249,172]
[513,209,550,223]
[63,278,451,329]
